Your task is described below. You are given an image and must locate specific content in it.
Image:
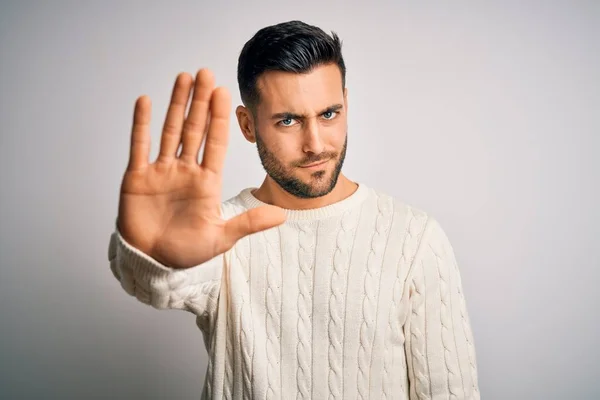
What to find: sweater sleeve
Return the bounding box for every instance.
[403,217,480,400]
[107,219,222,317]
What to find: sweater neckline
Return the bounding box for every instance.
[238,183,370,221]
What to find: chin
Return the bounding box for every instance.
[301,168,328,183]
[272,159,342,199]
[308,173,339,194]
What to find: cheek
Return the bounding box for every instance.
[325,118,347,141]
[329,127,347,150]
[263,133,286,154]
[260,132,297,163]
[277,143,301,165]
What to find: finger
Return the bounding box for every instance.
[158,72,193,163]
[201,87,231,174]
[128,95,151,171]
[180,69,215,163]
[222,206,286,246]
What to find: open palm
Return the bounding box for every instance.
[117,69,285,269]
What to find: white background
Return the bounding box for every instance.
[1,1,598,398]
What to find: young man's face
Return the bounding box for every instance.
[251,63,348,199]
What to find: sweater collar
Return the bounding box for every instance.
[238,183,370,221]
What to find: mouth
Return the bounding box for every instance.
[299,159,330,169]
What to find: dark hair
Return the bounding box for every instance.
[237,20,346,113]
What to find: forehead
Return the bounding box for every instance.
[255,63,344,114]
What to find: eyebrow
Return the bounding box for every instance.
[270,104,344,120]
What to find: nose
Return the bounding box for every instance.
[301,119,325,155]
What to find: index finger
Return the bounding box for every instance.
[128,95,151,171]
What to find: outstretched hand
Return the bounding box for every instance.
[117,69,286,269]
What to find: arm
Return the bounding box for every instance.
[108,219,222,317]
[404,217,480,399]
[109,69,284,318]
[110,69,283,316]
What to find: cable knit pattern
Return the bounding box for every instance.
[382,207,428,399]
[238,242,254,400]
[441,227,480,398]
[328,209,358,400]
[357,194,393,399]
[239,302,253,400]
[409,260,430,399]
[431,243,458,398]
[107,183,480,399]
[224,305,234,399]
[405,217,481,400]
[203,321,218,400]
[264,227,281,399]
[297,222,316,400]
[195,282,220,400]
[456,270,480,397]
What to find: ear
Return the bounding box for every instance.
[235,105,256,143]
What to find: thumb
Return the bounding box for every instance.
[222,205,286,245]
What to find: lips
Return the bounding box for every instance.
[300,159,329,168]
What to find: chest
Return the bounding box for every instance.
[223,211,419,339]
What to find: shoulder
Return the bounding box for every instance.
[367,186,431,231]
[367,186,454,252]
[368,188,461,279]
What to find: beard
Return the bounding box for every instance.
[255,131,347,199]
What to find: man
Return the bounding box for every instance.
[108,20,480,399]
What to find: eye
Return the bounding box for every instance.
[278,118,297,127]
[322,110,338,120]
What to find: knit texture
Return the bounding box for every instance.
[108,183,480,399]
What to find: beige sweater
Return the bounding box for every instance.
[108,183,480,399]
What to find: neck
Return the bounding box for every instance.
[252,174,358,210]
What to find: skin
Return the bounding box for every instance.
[235,63,358,210]
[118,70,286,269]
[117,64,358,269]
